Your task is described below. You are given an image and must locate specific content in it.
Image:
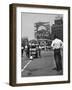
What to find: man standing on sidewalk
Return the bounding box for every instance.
[51,35,63,72]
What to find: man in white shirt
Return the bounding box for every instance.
[51,35,63,71]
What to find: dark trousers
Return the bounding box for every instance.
[26,50,29,58]
[54,49,62,71]
[21,49,24,56]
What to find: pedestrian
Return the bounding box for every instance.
[39,45,41,57]
[27,44,30,58]
[51,35,63,71]
[21,46,24,57]
[25,44,30,58]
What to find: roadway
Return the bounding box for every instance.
[21,50,63,77]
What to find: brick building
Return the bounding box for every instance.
[51,18,63,41]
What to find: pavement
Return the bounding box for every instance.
[21,50,63,77]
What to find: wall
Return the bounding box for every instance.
[0,0,72,90]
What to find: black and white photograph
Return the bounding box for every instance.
[9,4,70,86]
[21,13,63,77]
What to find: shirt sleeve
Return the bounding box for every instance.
[60,40,63,48]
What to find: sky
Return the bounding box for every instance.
[21,12,63,40]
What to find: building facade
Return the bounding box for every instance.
[34,22,51,47]
[51,18,63,41]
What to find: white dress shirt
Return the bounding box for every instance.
[51,38,63,49]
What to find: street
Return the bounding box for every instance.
[21,50,63,77]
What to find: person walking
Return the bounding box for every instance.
[25,44,30,58]
[39,45,41,57]
[51,35,63,71]
[21,46,24,57]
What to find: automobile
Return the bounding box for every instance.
[40,46,45,50]
[46,46,52,50]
